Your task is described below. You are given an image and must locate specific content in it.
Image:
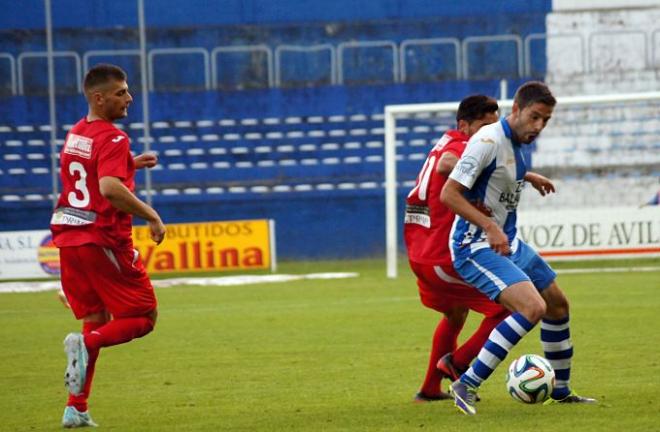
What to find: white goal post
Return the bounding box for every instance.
[384,90,660,278]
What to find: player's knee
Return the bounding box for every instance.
[499,282,545,323]
[546,294,569,320]
[147,308,158,329]
[135,309,157,339]
[521,298,546,323]
[542,284,570,319]
[83,310,111,324]
[444,308,468,327]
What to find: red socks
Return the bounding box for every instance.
[420,317,463,396]
[68,321,103,412]
[84,316,155,352]
[67,316,154,412]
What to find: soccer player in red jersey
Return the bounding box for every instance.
[51,64,166,428]
[404,95,510,401]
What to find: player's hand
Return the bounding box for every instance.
[485,224,510,255]
[525,172,555,196]
[148,218,166,244]
[134,152,158,170]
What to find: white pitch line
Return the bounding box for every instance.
[555,266,660,275]
[152,272,359,287]
[1,266,658,294]
[0,272,360,294]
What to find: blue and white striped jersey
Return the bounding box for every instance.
[448,118,529,255]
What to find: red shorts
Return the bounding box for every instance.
[59,244,157,319]
[409,260,505,317]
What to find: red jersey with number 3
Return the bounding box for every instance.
[51,118,135,250]
[404,130,468,266]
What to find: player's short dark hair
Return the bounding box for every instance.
[514,81,556,109]
[456,95,499,123]
[83,63,127,92]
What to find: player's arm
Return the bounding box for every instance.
[524,171,555,196]
[440,179,510,255]
[99,176,165,244]
[134,152,158,170]
[436,152,459,176]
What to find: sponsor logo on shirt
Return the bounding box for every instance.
[498,180,525,211]
[50,207,97,226]
[63,134,93,159]
[404,204,431,228]
[111,135,125,143]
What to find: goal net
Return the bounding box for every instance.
[384,90,660,278]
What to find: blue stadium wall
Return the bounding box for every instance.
[0,79,528,260]
[2,1,550,28]
[0,0,550,89]
[0,1,549,260]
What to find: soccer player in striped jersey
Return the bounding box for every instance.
[405,95,510,402]
[441,81,596,415]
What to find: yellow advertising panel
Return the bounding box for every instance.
[132,219,275,274]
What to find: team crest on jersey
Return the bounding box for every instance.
[64,133,93,159]
[456,156,478,177]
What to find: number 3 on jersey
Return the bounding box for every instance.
[67,161,90,208]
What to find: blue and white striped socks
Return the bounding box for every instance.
[541,316,572,400]
[461,313,535,388]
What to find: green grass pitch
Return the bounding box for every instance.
[1,258,659,431]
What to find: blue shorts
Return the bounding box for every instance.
[453,239,556,301]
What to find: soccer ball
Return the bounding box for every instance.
[505,354,555,404]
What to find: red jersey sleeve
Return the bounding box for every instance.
[441,140,467,159]
[97,132,130,180]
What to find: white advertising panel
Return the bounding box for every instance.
[552,0,660,11]
[518,206,660,260]
[0,230,58,280]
